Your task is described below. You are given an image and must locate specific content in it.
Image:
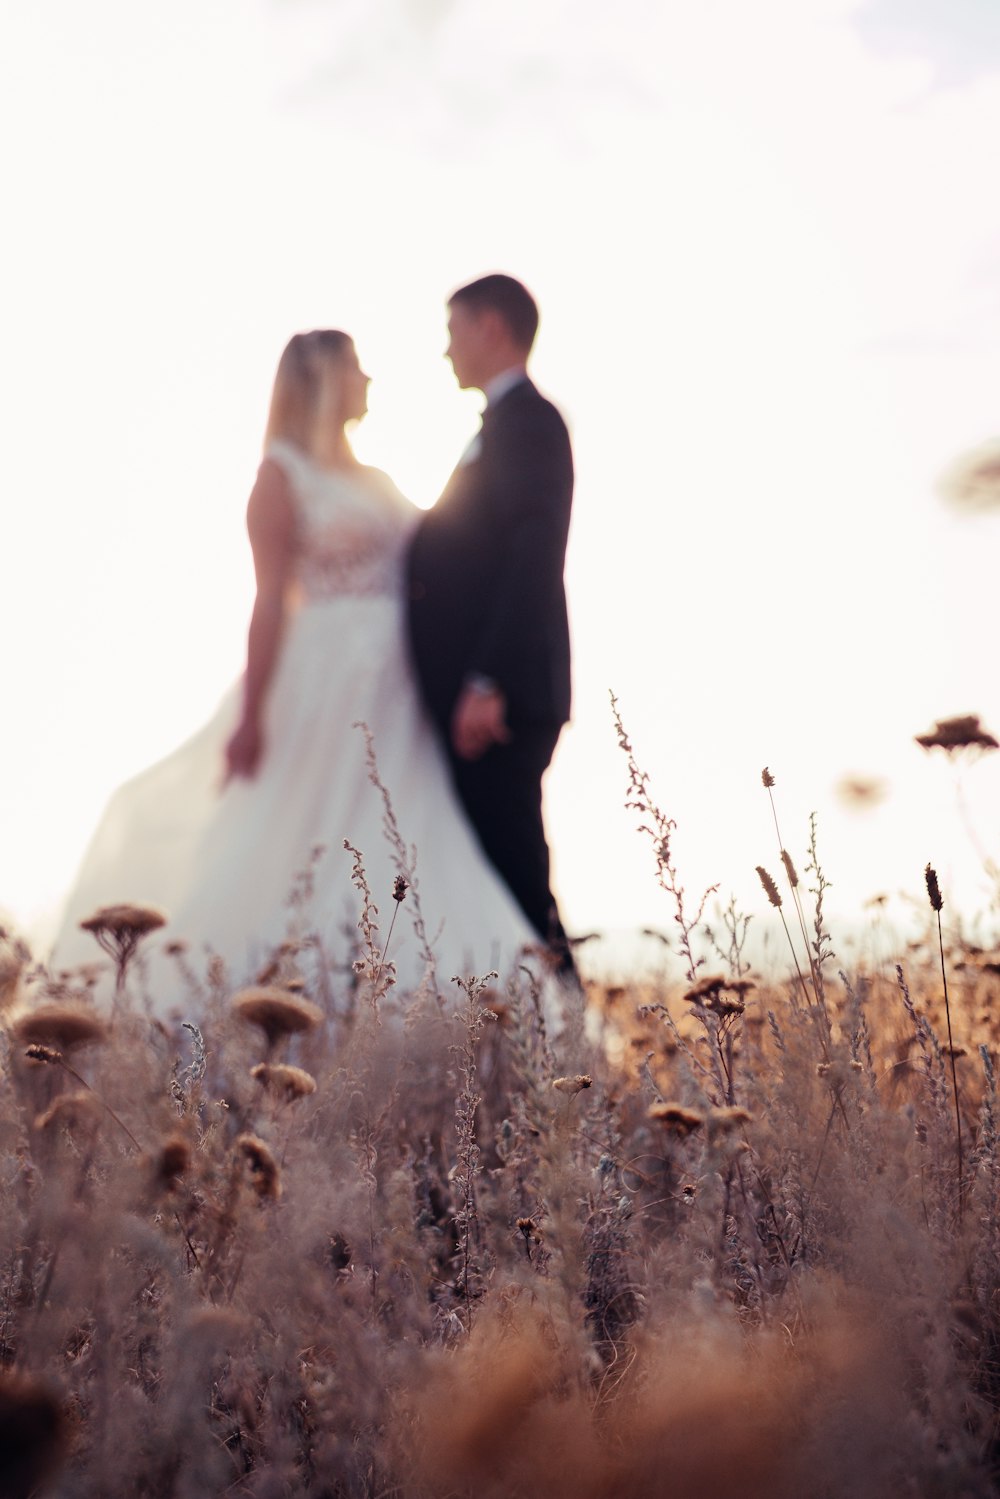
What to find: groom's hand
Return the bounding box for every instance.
[452,684,511,761]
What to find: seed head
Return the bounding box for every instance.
[232,986,322,1045]
[235,1134,281,1199]
[392,874,409,903]
[154,1136,192,1190]
[79,904,167,971]
[915,715,998,754]
[13,1004,107,1053]
[707,1106,753,1137]
[761,767,775,788]
[648,1102,705,1136]
[925,864,943,913]
[23,1044,62,1067]
[756,866,782,908]
[250,1062,318,1100]
[684,974,726,1002]
[552,1074,592,1095]
[780,850,799,888]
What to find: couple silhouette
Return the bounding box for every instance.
[52,274,576,1011]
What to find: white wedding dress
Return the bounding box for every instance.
[50,440,536,1015]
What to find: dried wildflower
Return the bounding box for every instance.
[684,974,747,1018]
[232,986,322,1045]
[925,864,943,913]
[915,715,998,754]
[515,1216,541,1259]
[392,874,409,903]
[164,940,188,957]
[684,974,727,1003]
[34,1091,103,1135]
[154,1136,192,1189]
[780,850,799,888]
[648,1102,705,1136]
[13,1004,107,1053]
[761,767,775,788]
[23,1044,62,1067]
[79,904,166,987]
[707,1106,752,1136]
[756,866,782,908]
[235,1133,281,1199]
[552,1074,592,1095]
[250,1062,317,1100]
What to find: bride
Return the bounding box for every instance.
[50,330,536,1012]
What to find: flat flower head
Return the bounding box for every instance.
[251,1062,318,1100]
[232,986,322,1044]
[915,715,999,754]
[79,903,167,940]
[13,1005,107,1052]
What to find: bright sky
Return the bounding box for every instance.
[3,0,1000,970]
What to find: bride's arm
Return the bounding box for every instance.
[223,460,295,783]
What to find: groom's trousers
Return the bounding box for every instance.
[448,725,575,977]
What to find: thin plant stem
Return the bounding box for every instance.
[935,906,964,1219]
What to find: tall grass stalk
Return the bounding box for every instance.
[925,863,964,1219]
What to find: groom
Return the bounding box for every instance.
[407,273,575,975]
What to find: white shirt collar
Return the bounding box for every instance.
[484,366,528,408]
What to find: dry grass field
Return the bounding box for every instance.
[3,726,1000,1497]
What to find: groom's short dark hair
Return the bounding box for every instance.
[449,274,539,352]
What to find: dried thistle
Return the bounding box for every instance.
[648,1102,705,1136]
[235,1133,282,1199]
[250,1062,318,1100]
[231,986,322,1047]
[12,1004,107,1052]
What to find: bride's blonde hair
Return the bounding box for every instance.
[264,330,353,451]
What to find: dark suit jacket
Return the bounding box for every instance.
[407,378,573,735]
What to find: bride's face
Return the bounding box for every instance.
[318,343,370,427]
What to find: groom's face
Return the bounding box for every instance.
[445,302,491,392]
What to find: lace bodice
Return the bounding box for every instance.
[266,439,418,601]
